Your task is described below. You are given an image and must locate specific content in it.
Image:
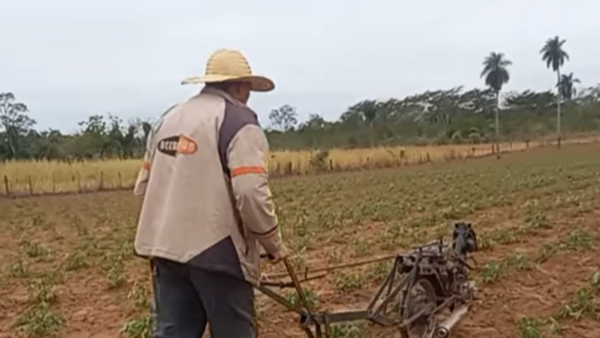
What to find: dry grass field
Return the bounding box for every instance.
[1,137,595,196]
[1,142,600,338]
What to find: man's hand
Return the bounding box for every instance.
[268,247,287,264]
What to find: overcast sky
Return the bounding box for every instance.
[1,0,599,133]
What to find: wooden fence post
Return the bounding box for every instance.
[99,171,104,191]
[118,172,122,189]
[3,175,9,197]
[28,176,33,196]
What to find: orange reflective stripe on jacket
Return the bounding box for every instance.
[231,166,265,178]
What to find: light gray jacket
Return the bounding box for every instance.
[132,87,282,283]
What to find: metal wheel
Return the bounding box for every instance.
[398,278,438,338]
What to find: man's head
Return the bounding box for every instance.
[206,81,253,105]
[181,49,275,100]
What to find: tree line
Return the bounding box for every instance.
[1,35,598,161]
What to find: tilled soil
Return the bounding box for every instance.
[1,144,599,338]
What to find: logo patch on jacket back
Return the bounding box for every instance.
[157,135,197,156]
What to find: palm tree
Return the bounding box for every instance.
[557,72,580,101]
[540,36,569,147]
[480,52,512,153]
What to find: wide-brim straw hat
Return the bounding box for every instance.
[181,49,275,92]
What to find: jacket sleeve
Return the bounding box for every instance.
[133,152,152,196]
[227,124,282,255]
[133,129,154,196]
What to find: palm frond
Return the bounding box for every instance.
[481,52,512,92]
[541,36,569,71]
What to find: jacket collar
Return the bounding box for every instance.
[200,86,247,107]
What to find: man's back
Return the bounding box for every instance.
[134,87,267,281]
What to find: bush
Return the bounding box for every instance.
[309,149,330,173]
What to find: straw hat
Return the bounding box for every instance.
[181,49,275,92]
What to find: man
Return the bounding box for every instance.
[132,48,286,338]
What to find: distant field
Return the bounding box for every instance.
[0,142,599,338]
[0,136,596,196]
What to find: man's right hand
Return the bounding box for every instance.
[267,246,287,264]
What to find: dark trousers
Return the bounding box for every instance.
[151,257,256,338]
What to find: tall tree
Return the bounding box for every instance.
[480,52,512,152]
[268,105,298,131]
[0,92,37,159]
[557,72,580,101]
[345,100,379,129]
[540,36,569,148]
[299,113,328,130]
[77,114,109,159]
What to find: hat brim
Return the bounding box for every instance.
[181,74,274,92]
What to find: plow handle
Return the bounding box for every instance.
[259,254,310,308]
[283,258,312,310]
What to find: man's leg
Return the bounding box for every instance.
[189,267,255,338]
[153,258,207,338]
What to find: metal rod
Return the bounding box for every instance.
[260,272,327,288]
[366,260,397,310]
[398,296,455,329]
[312,310,372,325]
[399,303,435,328]
[386,258,399,297]
[253,284,307,316]
[303,327,316,338]
[303,327,317,338]
[431,296,456,315]
[265,253,398,279]
[371,273,410,317]
[284,258,312,311]
[282,258,325,338]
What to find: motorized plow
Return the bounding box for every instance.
[256,222,479,338]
